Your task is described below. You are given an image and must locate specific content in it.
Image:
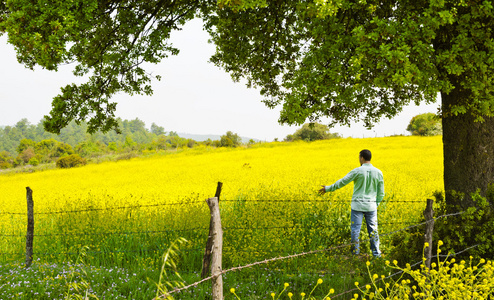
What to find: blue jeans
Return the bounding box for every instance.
[351,210,381,257]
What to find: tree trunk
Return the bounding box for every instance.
[442,88,494,210]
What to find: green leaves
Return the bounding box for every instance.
[205,0,494,128]
[2,0,199,133]
[3,0,494,134]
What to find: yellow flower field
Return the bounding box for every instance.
[0,136,443,271]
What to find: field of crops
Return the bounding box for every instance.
[0,136,443,299]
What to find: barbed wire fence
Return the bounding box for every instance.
[0,186,481,299]
[160,209,466,298]
[0,202,428,263]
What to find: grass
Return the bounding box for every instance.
[0,253,393,299]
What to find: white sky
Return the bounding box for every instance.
[0,19,440,141]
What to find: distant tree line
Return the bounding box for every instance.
[0,119,344,170]
[0,118,254,169]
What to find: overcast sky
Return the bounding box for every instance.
[0,19,440,141]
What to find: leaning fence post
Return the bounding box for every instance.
[201,182,223,278]
[206,197,223,300]
[423,198,434,269]
[26,187,34,268]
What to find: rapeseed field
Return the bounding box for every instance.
[0,136,443,298]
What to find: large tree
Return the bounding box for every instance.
[1,0,494,208]
[205,0,494,209]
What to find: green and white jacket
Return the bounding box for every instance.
[324,163,385,212]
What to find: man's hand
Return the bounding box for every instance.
[318,185,326,196]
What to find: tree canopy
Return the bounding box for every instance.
[0,0,200,133]
[207,0,494,126]
[2,1,492,132]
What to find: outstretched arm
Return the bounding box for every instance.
[319,169,358,196]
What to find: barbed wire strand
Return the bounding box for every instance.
[0,220,420,238]
[0,201,205,216]
[161,211,464,298]
[0,198,429,216]
[0,247,205,257]
[220,199,425,203]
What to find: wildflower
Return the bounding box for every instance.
[318,278,323,284]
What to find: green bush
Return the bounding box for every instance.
[28,157,39,166]
[56,154,87,169]
[406,112,442,136]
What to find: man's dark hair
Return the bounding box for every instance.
[360,149,372,161]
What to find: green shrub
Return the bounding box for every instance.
[56,154,87,168]
[28,157,39,166]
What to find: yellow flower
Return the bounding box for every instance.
[271,292,275,298]
[230,288,235,293]
[366,261,371,266]
[366,285,371,290]
[355,282,359,287]
[301,292,306,297]
[288,292,293,299]
[438,240,444,246]
[318,278,323,284]
[284,282,289,288]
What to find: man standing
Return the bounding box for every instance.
[318,149,385,257]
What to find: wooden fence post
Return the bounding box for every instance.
[201,182,223,278]
[423,198,434,269]
[26,187,34,268]
[206,197,223,300]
